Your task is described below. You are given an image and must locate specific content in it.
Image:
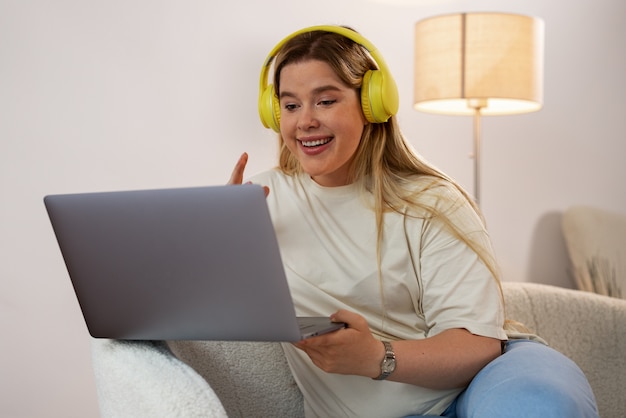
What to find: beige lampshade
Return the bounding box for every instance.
[414,12,545,115]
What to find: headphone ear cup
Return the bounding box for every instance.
[360,69,399,123]
[360,70,376,124]
[259,84,281,132]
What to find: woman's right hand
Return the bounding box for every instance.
[227,152,249,186]
[228,152,270,196]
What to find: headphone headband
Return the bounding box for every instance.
[258,25,399,132]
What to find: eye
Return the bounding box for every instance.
[283,103,299,111]
[318,99,336,107]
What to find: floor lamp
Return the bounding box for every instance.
[413,12,545,206]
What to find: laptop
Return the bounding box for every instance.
[44,184,345,341]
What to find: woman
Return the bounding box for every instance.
[229,26,598,418]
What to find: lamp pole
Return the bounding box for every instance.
[468,99,487,207]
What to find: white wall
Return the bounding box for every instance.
[1,0,624,416]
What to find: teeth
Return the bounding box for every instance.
[301,138,331,147]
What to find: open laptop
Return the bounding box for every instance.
[44,184,345,341]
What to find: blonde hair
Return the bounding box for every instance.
[272,28,508,321]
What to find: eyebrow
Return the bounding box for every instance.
[279,84,343,100]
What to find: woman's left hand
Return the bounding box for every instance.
[294,309,384,378]
[296,311,502,388]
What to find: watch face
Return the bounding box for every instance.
[382,357,396,373]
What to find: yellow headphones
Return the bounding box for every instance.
[258,25,399,132]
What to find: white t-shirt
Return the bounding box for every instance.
[249,170,507,418]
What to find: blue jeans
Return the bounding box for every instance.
[408,339,599,417]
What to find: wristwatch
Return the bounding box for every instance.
[373,341,396,380]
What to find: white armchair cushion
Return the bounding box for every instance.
[91,339,227,418]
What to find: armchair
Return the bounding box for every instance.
[92,282,626,418]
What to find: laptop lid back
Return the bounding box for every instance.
[44,185,303,341]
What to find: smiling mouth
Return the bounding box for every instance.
[300,137,332,147]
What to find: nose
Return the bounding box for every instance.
[297,105,319,130]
